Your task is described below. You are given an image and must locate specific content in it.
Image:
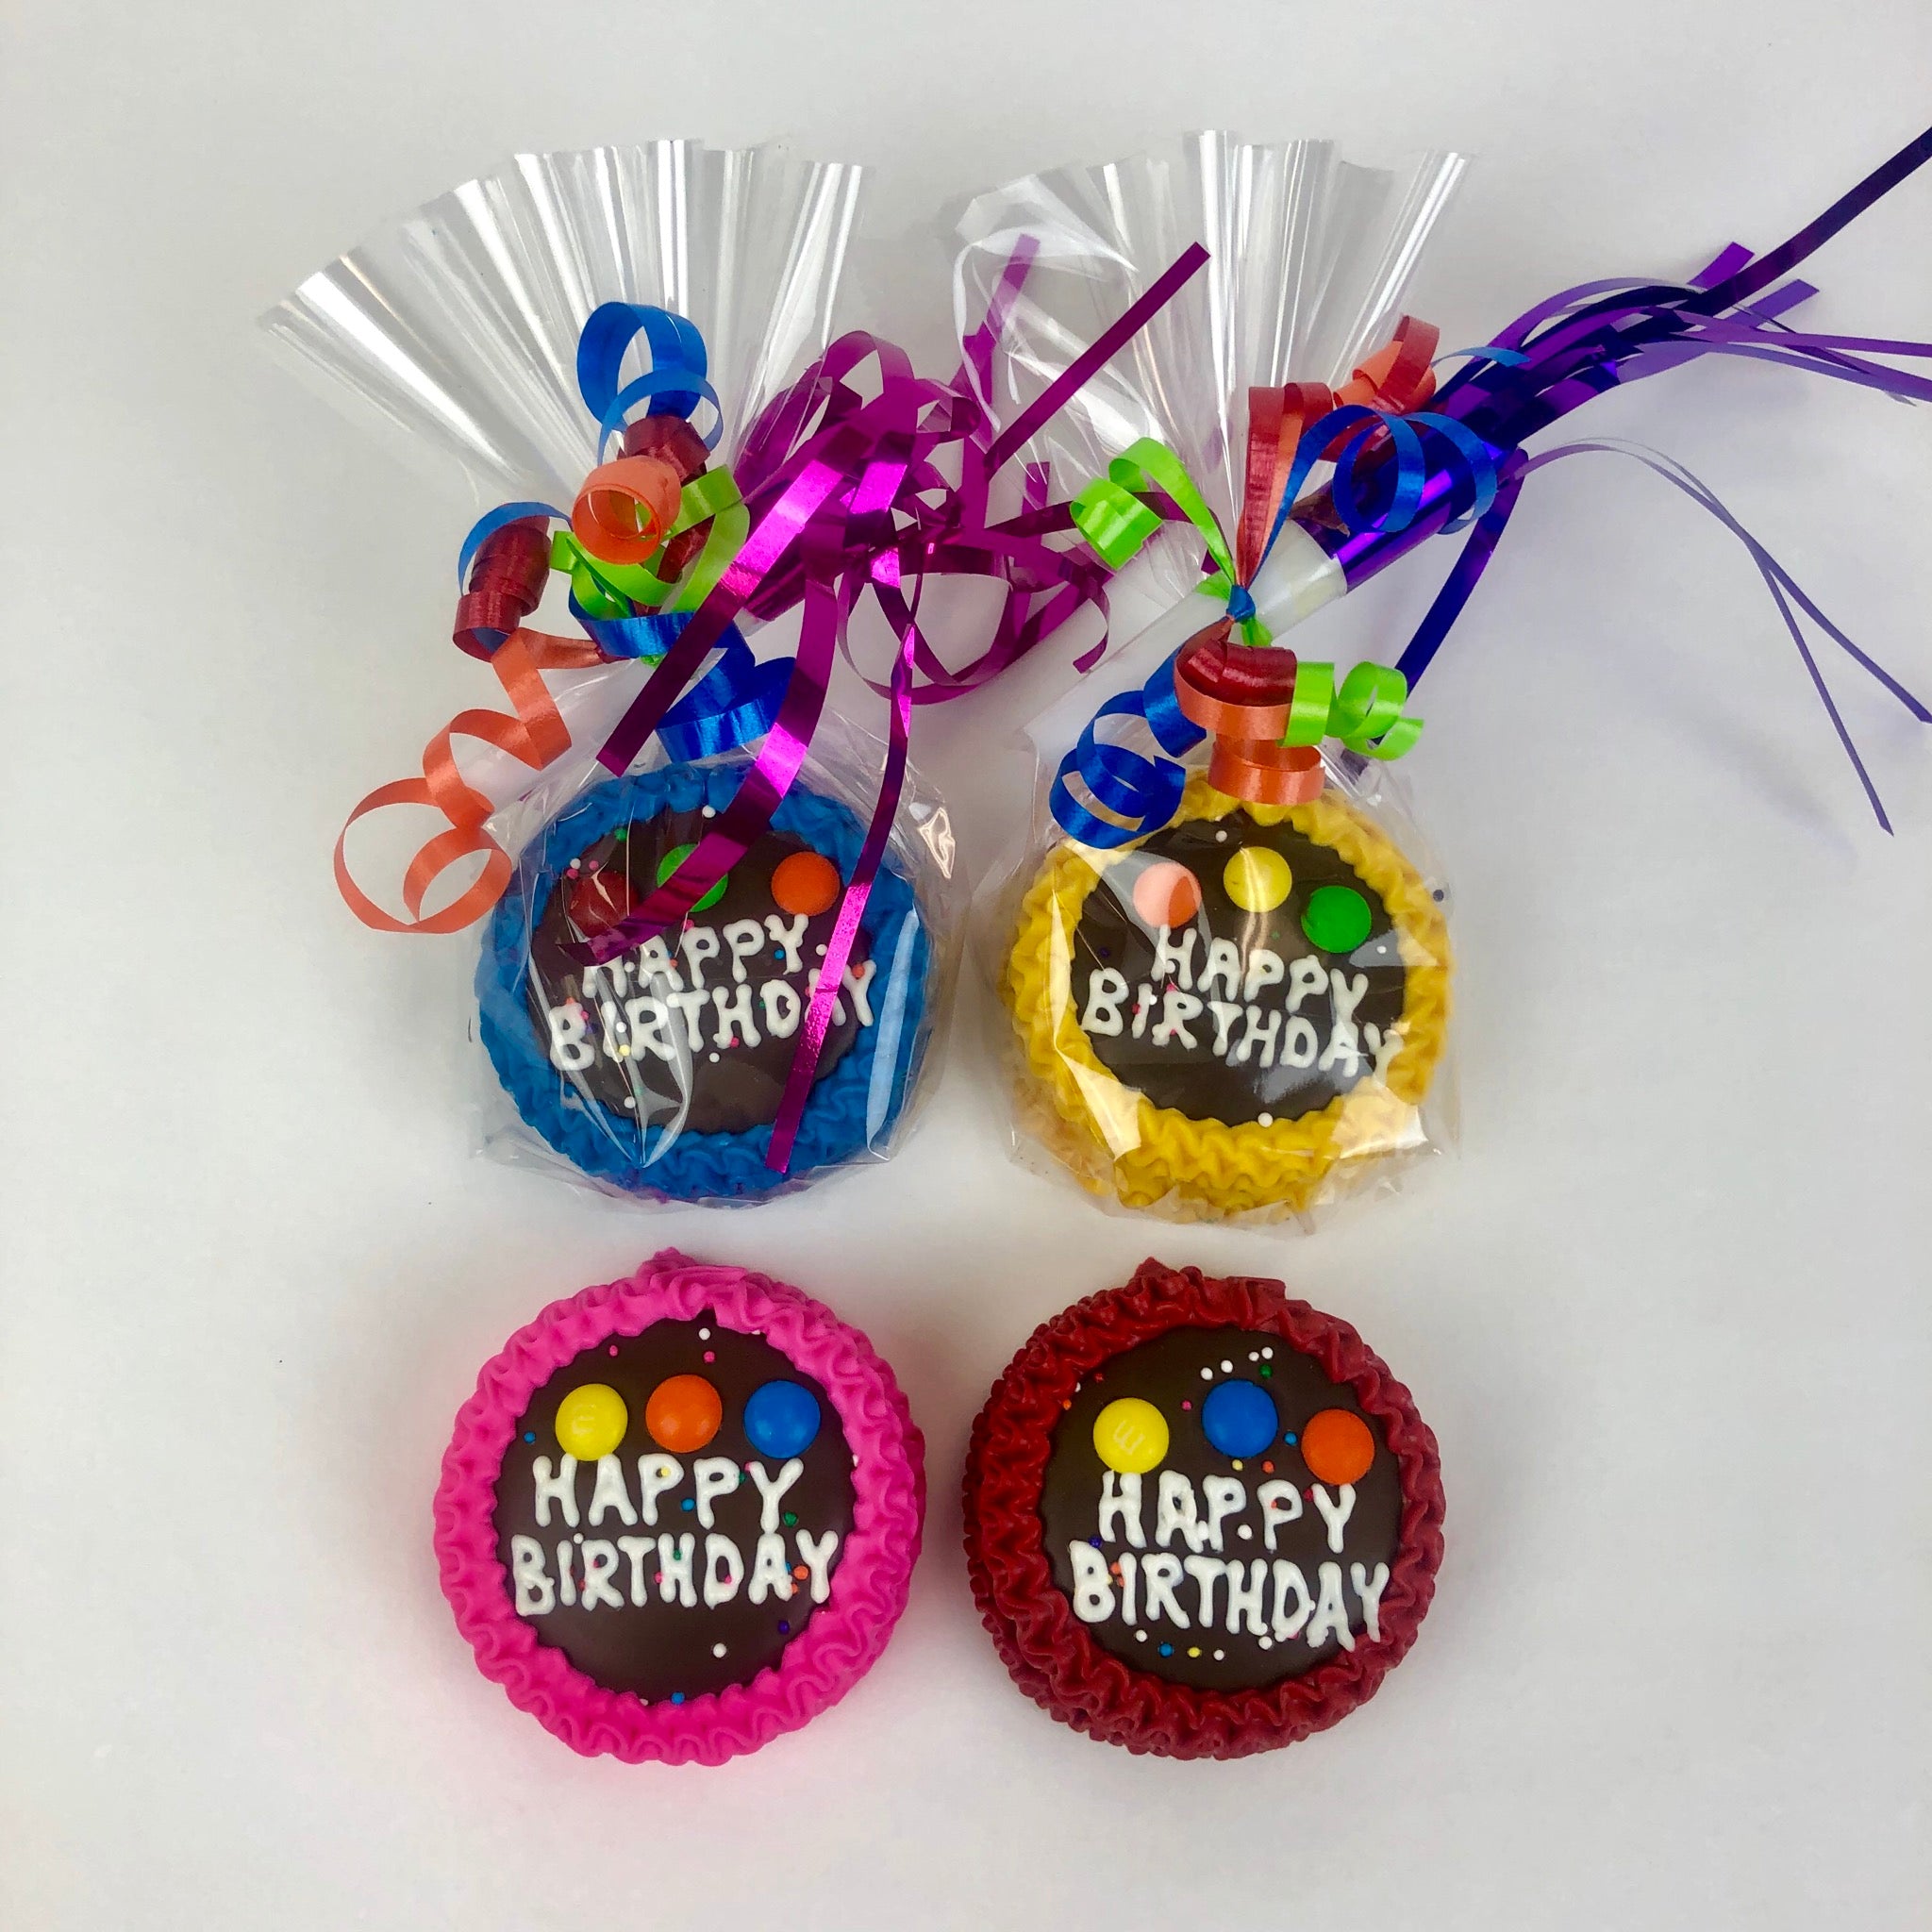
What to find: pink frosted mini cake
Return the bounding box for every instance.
[433,1249,924,1763]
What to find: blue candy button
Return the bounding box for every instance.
[1201,1378,1279,1458]
[743,1379,822,1459]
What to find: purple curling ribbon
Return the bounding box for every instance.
[576,242,1213,1170]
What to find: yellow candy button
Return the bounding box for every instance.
[1092,1397,1170,1474]
[555,1383,628,1460]
[1224,844,1291,913]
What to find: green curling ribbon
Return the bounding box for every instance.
[1284,660,1424,758]
[551,467,748,618]
[1070,437,1269,644]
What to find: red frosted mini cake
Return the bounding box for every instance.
[963,1257,1443,1757]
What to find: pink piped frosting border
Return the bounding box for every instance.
[433,1248,925,1764]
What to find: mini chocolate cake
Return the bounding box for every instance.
[478,760,932,1201]
[436,1251,924,1764]
[963,1259,1443,1757]
[1003,776,1450,1221]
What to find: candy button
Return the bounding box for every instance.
[1301,884,1372,953]
[1130,860,1202,927]
[644,1374,723,1453]
[656,843,728,914]
[554,1383,627,1460]
[1300,1407,1376,1485]
[1223,845,1291,913]
[566,867,638,938]
[771,850,841,918]
[743,1380,822,1459]
[1200,1379,1277,1458]
[1092,1397,1169,1474]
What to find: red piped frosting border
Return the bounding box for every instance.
[963,1258,1444,1759]
[434,1249,924,1765]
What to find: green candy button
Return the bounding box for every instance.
[1300,884,1372,954]
[657,843,729,914]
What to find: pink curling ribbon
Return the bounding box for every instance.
[575,242,1213,1170]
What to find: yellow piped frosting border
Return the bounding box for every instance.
[1000,776,1452,1221]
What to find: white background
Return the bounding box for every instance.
[4,3,1930,1926]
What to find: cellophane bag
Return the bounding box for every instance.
[957,135,1467,1227]
[265,144,965,1204]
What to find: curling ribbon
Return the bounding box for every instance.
[337,250,1212,1172]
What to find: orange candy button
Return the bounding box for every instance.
[644,1374,723,1453]
[1130,859,1202,927]
[771,850,841,918]
[1300,1407,1376,1486]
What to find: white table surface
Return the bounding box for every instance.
[5,3,1930,1925]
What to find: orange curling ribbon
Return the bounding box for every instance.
[333,629,604,935]
[570,454,683,566]
[1206,736,1325,806]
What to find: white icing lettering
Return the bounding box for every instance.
[531,1455,578,1530]
[1098,1471,1144,1548]
[556,1540,576,1607]
[1140,1552,1190,1627]
[1152,988,1202,1048]
[1242,947,1285,1002]
[579,1539,624,1610]
[587,1455,637,1527]
[656,1532,696,1607]
[1156,1471,1207,1553]
[1151,925,1197,989]
[841,958,876,1026]
[760,979,802,1040]
[1199,937,1241,999]
[617,1536,654,1606]
[1207,999,1242,1055]
[691,1457,741,1530]
[1257,1479,1304,1552]
[1286,954,1328,1013]
[1201,1474,1245,1553]
[1081,967,1129,1036]
[509,1535,554,1615]
[1311,1483,1356,1554]
[1183,1555,1225,1625]
[1069,1541,1116,1624]
[747,1458,804,1534]
[764,912,808,972]
[748,1533,794,1604]
[1281,1014,1320,1068]
[546,1004,593,1072]
[635,1455,683,1526]
[1351,1560,1391,1642]
[703,1534,744,1607]
[1224,1557,1268,1636]
[667,988,709,1048]
[636,936,682,990]
[622,995,677,1061]
[710,984,760,1049]
[1232,1005,1280,1069]
[1130,984,1154,1039]
[723,917,766,983]
[1330,968,1368,1024]
[1119,1549,1139,1625]
[796,1528,840,1604]
[1270,1560,1313,1641]
[1307,1560,1355,1650]
[678,926,721,991]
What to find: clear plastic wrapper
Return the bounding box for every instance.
[265,145,965,1203]
[957,136,1468,1227]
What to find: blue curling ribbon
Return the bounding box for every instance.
[456,499,565,586]
[576,302,706,424]
[575,607,790,761]
[1048,648,1206,847]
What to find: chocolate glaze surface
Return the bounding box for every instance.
[1072,811,1407,1125]
[491,1316,854,1702]
[1040,1325,1402,1690]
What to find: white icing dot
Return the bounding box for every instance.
[702,806,717,819]
[699,1328,710,1340]
[1220,1360,1232,1373]
[708,1051,720,1063]
[1261,1348,1274,1359]
[1199,1368,1213,1381]
[1135,1630,1148,1642]
[1238,1524,1253,1540]
[1257,1112,1274,1127]
[1214,829,1227,841]
[1258,1637,1274,1650]
[712,1642,727,1658]
[814,943,826,956]
[623,1097,636,1109]
[573,1533,583,1543]
[1213,1649,1225,1661]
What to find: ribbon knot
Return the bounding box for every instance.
[1224,584,1257,624]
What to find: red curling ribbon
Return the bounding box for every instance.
[333,628,603,935]
[571,454,682,565]
[453,518,550,661]
[622,416,711,580]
